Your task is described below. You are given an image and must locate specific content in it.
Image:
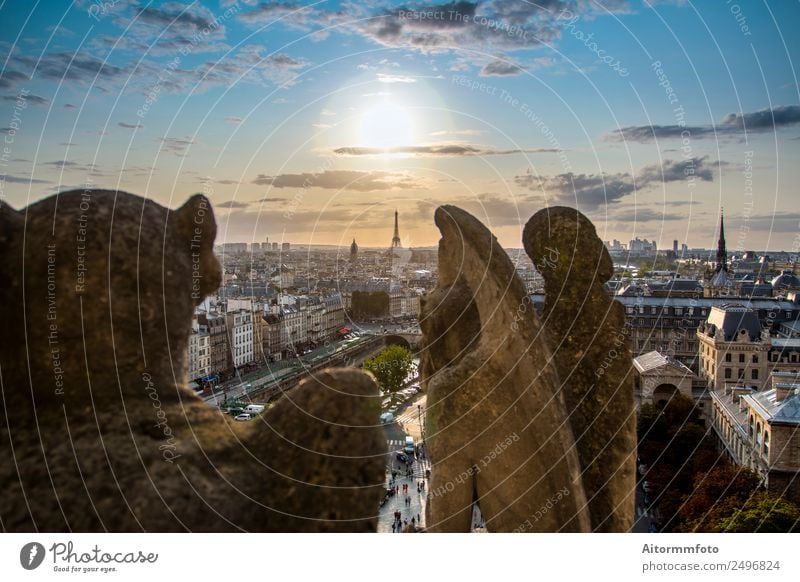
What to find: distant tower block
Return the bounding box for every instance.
[391,209,401,248]
[350,238,358,261]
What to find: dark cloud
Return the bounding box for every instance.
[721,105,800,130]
[2,41,304,96]
[344,1,564,54]
[639,156,713,183]
[515,157,715,211]
[1,93,48,105]
[158,137,194,155]
[608,124,711,142]
[333,144,561,157]
[1,175,52,184]
[480,59,525,76]
[253,170,425,191]
[0,70,29,89]
[118,121,144,129]
[43,160,83,169]
[610,208,685,222]
[607,105,800,142]
[135,5,220,31]
[216,200,251,209]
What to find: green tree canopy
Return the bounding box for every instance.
[363,345,413,394]
[716,491,800,533]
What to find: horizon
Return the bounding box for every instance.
[1,1,799,251]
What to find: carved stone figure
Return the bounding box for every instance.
[0,190,385,531]
[420,205,591,532]
[523,206,636,532]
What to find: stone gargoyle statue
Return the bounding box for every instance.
[1,191,633,533]
[0,190,386,531]
[420,205,636,532]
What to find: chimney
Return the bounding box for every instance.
[775,384,797,402]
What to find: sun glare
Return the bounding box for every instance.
[358,102,415,150]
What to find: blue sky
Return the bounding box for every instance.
[1,0,798,250]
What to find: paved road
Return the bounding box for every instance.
[632,472,658,533]
[378,422,430,533]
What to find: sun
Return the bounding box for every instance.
[358,101,415,150]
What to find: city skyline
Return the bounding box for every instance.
[1,1,799,250]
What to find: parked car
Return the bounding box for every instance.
[395,452,410,464]
[234,413,253,421]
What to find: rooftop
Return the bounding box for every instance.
[744,388,800,426]
[633,350,694,375]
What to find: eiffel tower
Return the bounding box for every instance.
[391,209,401,248]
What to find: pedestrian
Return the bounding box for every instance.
[417,514,420,523]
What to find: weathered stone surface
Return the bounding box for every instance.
[523,206,636,532]
[0,189,385,532]
[420,205,591,532]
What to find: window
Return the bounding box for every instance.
[753,355,759,364]
[738,369,744,380]
[724,368,732,379]
[739,353,745,363]
[752,369,758,380]
[725,353,732,362]
[763,432,769,456]
[749,416,754,437]
[756,422,762,446]
[675,307,683,316]
[650,306,657,315]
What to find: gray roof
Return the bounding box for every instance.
[745,389,800,425]
[710,269,731,287]
[634,350,695,375]
[706,304,763,341]
[772,270,800,290]
[613,295,799,310]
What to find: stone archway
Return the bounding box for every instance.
[383,334,411,350]
[653,383,679,407]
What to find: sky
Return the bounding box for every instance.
[1,0,799,252]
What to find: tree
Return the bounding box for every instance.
[351,290,390,317]
[678,464,761,532]
[363,345,413,394]
[715,491,800,533]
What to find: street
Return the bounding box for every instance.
[377,395,429,532]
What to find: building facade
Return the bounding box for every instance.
[225,309,253,369]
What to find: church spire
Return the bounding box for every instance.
[715,209,727,273]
